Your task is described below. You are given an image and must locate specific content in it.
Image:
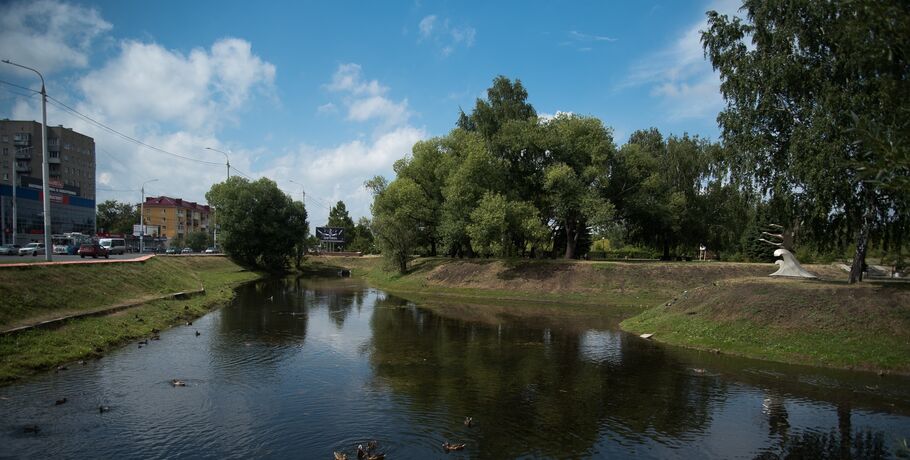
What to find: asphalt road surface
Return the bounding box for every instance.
[0,252,152,264]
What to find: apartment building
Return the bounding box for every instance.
[0,120,96,244]
[141,196,211,244]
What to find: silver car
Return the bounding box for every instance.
[0,244,21,255]
[19,242,45,256]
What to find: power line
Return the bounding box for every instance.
[44,95,224,166]
[0,79,40,94]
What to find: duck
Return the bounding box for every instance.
[357,445,366,460]
[367,441,377,451]
[56,365,68,372]
[151,328,161,334]
[137,339,148,345]
[464,416,473,427]
[442,442,465,452]
[151,335,161,341]
[195,330,201,337]
[99,405,111,414]
[334,452,347,460]
[367,454,384,460]
[23,424,39,434]
[171,379,186,387]
[78,360,87,365]
[55,397,67,405]
[185,320,193,326]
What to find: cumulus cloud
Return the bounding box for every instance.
[325,63,410,126]
[0,0,112,75]
[78,38,275,132]
[417,15,476,56]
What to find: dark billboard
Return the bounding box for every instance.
[316,227,345,243]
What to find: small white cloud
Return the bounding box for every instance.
[417,15,476,56]
[419,15,437,39]
[317,102,337,114]
[0,0,112,75]
[325,63,410,127]
[567,30,618,43]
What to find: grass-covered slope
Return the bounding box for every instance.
[0,256,260,383]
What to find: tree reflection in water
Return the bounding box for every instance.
[367,296,723,457]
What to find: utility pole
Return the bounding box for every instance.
[139,179,158,253]
[3,59,52,260]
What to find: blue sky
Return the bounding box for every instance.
[0,0,739,225]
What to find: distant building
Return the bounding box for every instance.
[0,120,96,244]
[141,196,211,245]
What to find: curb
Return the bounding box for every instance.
[0,286,206,336]
[0,254,156,269]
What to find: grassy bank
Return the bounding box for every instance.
[320,256,910,373]
[0,257,260,383]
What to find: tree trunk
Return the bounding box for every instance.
[564,220,576,259]
[849,187,874,284]
[662,237,671,260]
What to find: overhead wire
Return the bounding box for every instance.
[44,95,224,166]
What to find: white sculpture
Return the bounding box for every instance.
[759,223,817,279]
[769,248,817,279]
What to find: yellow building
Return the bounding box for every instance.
[141,196,211,244]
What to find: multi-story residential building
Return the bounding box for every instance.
[141,196,211,245]
[0,120,96,244]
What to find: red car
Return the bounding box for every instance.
[78,244,110,259]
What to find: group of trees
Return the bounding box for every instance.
[368,77,753,272]
[370,0,909,279]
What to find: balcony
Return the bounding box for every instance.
[15,164,30,173]
[13,134,31,146]
[48,156,60,164]
[15,151,31,161]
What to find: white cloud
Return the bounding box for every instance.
[419,15,437,39]
[78,38,275,133]
[325,63,410,127]
[317,102,337,114]
[0,0,112,75]
[617,0,741,121]
[417,15,476,56]
[567,30,617,43]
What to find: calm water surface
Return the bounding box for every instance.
[2,276,909,459]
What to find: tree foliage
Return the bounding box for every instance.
[703,0,910,281]
[96,200,138,235]
[205,177,308,270]
[327,201,355,249]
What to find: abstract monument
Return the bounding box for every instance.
[758,224,817,279]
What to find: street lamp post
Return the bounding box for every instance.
[211,206,217,252]
[139,178,158,253]
[288,179,306,203]
[205,147,231,181]
[3,59,52,260]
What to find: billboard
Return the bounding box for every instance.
[316,227,345,243]
[132,224,160,237]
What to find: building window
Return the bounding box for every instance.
[1,135,8,142]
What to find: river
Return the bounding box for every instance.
[2,276,908,459]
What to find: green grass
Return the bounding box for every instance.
[621,278,910,373]
[0,256,261,383]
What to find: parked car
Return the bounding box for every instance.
[18,243,45,256]
[165,247,178,254]
[78,244,110,259]
[204,247,216,254]
[0,244,21,255]
[181,247,194,254]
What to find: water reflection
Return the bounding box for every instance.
[0,276,906,459]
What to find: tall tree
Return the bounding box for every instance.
[541,114,615,259]
[327,201,355,249]
[703,0,910,282]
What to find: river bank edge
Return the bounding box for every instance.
[319,255,910,375]
[0,257,263,384]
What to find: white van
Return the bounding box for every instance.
[99,238,126,255]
